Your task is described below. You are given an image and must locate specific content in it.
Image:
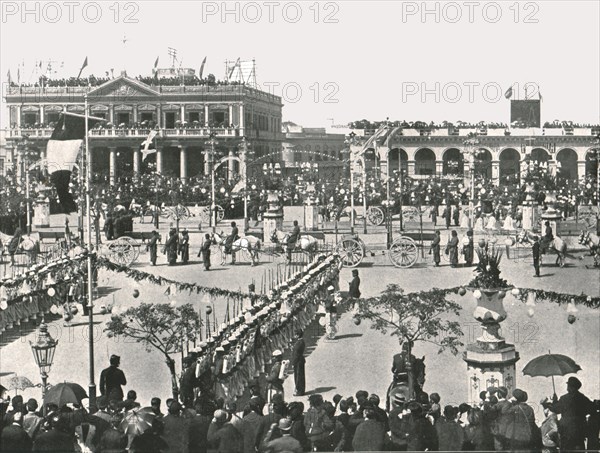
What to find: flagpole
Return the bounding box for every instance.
[84,93,97,409]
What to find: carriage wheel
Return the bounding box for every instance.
[367,207,385,226]
[389,236,418,268]
[199,206,211,224]
[402,206,421,223]
[336,238,364,268]
[108,236,137,266]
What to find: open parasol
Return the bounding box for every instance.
[120,407,156,437]
[43,382,88,407]
[5,376,35,395]
[522,351,581,397]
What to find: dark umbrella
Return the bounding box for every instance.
[43,382,88,407]
[522,351,581,397]
[120,407,156,436]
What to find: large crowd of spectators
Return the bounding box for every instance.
[349,120,600,131]
[1,377,599,452]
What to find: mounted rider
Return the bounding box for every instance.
[391,341,417,385]
[224,221,239,255]
[541,220,554,252]
[286,220,301,261]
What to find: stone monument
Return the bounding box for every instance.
[263,191,283,243]
[304,184,318,231]
[33,193,50,228]
[521,183,538,231]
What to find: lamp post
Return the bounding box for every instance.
[30,321,58,414]
[207,132,218,232]
[345,132,359,234]
[237,137,251,230]
[463,133,480,229]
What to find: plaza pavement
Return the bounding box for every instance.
[0,215,598,422]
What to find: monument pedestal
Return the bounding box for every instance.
[33,197,50,228]
[522,202,538,231]
[263,191,283,243]
[463,289,519,404]
[304,205,318,231]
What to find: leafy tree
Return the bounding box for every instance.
[105,303,202,399]
[353,284,464,355]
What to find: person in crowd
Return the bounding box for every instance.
[533,235,541,277]
[99,354,127,403]
[287,401,308,450]
[74,421,96,453]
[304,394,334,451]
[188,400,212,453]
[198,234,213,271]
[179,228,190,264]
[286,220,301,262]
[7,228,23,267]
[587,399,600,451]
[348,269,361,301]
[1,411,33,452]
[503,388,538,451]
[368,394,389,432]
[162,228,179,266]
[540,397,559,453]
[436,405,464,452]
[442,205,451,229]
[553,376,595,451]
[207,409,243,453]
[352,405,386,451]
[487,385,511,451]
[3,395,24,424]
[118,390,140,412]
[388,397,409,451]
[291,329,306,397]
[446,230,459,268]
[406,401,438,451]
[33,415,77,452]
[430,230,441,267]
[256,395,285,447]
[94,396,113,424]
[129,417,168,453]
[150,398,163,418]
[430,204,438,226]
[239,400,263,453]
[465,406,494,451]
[463,229,474,266]
[261,417,303,453]
[146,230,160,266]
[104,214,114,241]
[332,398,353,452]
[162,401,189,453]
[428,393,441,422]
[180,357,198,410]
[266,350,285,403]
[453,203,460,226]
[22,399,43,439]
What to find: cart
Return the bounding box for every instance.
[198,205,225,225]
[99,236,141,266]
[335,234,419,268]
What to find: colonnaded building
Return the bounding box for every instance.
[3,70,283,182]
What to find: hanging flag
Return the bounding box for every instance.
[46,113,102,213]
[539,91,543,102]
[17,67,20,85]
[228,58,240,80]
[7,69,11,85]
[140,129,158,161]
[153,56,159,72]
[199,56,207,79]
[77,56,88,79]
[504,86,513,99]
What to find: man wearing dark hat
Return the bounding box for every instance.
[503,389,537,451]
[291,329,306,397]
[348,269,361,299]
[554,376,595,450]
[207,409,243,453]
[464,229,474,266]
[262,417,303,453]
[180,356,199,409]
[0,411,32,452]
[266,350,285,403]
[99,354,127,402]
[22,398,43,438]
[286,220,301,262]
[162,401,190,453]
[147,230,160,266]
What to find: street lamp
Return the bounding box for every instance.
[463,133,481,229]
[237,137,251,229]
[345,132,360,234]
[207,132,219,231]
[30,321,58,412]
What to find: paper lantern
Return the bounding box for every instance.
[458,287,467,296]
[498,290,506,299]
[478,239,487,248]
[511,288,520,296]
[132,289,140,298]
[567,314,576,324]
[527,308,535,318]
[206,306,213,315]
[50,305,59,314]
[353,316,361,325]
[0,298,7,310]
[473,289,482,299]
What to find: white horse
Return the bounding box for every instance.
[270,228,319,262]
[211,231,261,266]
[516,230,568,267]
[579,230,600,267]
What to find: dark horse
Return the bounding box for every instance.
[386,356,427,411]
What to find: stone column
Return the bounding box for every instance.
[109,148,117,186]
[239,104,244,133]
[180,105,185,123]
[33,195,50,228]
[228,150,235,181]
[133,149,140,174]
[109,105,114,124]
[133,105,138,124]
[204,105,209,126]
[491,160,500,185]
[548,159,557,177]
[577,160,587,181]
[407,160,416,177]
[204,150,211,176]
[435,160,444,177]
[156,105,162,128]
[16,105,22,127]
[39,105,45,125]
[180,146,188,182]
[156,148,163,174]
[228,104,233,125]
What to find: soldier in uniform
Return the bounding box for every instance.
[162,228,179,266]
[146,230,160,266]
[266,350,284,404]
[430,230,441,267]
[225,221,240,264]
[99,355,127,402]
[179,228,190,264]
[532,235,541,277]
[291,330,306,397]
[198,233,213,271]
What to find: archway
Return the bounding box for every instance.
[499,148,520,182]
[443,148,464,176]
[586,150,599,180]
[530,147,550,163]
[389,148,408,176]
[556,148,578,181]
[474,149,492,179]
[414,148,436,176]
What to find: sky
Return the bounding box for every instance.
[1,0,599,130]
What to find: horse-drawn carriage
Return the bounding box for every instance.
[578,229,600,267]
[335,234,420,268]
